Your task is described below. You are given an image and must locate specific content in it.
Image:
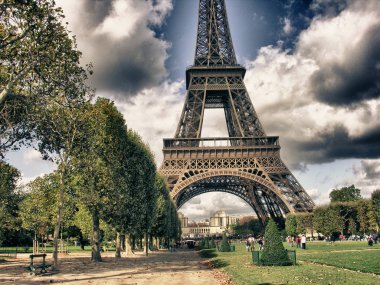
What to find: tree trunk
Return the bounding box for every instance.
[52,170,66,270]
[115,232,121,258]
[121,234,125,251]
[91,210,102,262]
[144,232,149,256]
[125,235,133,256]
[79,231,85,250]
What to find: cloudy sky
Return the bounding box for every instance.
[5,0,380,221]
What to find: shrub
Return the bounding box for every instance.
[219,232,231,252]
[209,238,216,249]
[204,237,210,249]
[260,219,291,266]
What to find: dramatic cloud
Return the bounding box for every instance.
[301,4,380,106]
[244,0,380,169]
[338,159,380,197]
[57,0,173,97]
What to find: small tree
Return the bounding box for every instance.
[203,237,210,249]
[285,214,297,237]
[260,220,291,266]
[209,238,216,249]
[219,232,231,252]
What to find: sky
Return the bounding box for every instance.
[5,0,380,221]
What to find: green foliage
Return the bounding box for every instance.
[285,214,298,237]
[260,220,291,266]
[0,161,22,245]
[209,238,216,249]
[296,213,313,234]
[313,205,343,237]
[329,185,362,203]
[371,189,380,227]
[220,232,231,252]
[231,216,263,235]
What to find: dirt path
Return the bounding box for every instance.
[0,249,223,284]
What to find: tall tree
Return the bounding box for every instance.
[0,161,21,245]
[371,190,380,230]
[0,0,92,155]
[313,205,343,238]
[329,185,362,203]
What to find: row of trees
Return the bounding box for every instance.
[1,0,181,270]
[286,186,380,239]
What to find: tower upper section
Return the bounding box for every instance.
[194,0,237,66]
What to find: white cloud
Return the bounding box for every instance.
[113,80,184,163]
[283,18,293,34]
[94,0,146,39]
[23,149,42,165]
[180,192,255,221]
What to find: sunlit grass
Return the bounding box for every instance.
[203,242,380,285]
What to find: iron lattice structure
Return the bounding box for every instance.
[160,0,315,222]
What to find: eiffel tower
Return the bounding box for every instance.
[159,0,315,222]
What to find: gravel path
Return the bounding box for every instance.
[0,249,222,284]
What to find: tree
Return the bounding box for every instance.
[371,190,380,230]
[1,0,93,270]
[329,185,362,203]
[356,199,378,235]
[20,173,77,246]
[296,213,314,236]
[260,220,290,266]
[285,214,297,237]
[71,98,128,262]
[220,232,231,252]
[313,205,343,238]
[0,161,21,245]
[0,0,93,156]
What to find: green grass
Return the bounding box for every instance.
[298,250,380,275]
[284,241,380,252]
[204,243,380,285]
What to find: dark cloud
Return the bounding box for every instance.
[359,160,380,180]
[58,0,171,98]
[92,30,168,96]
[82,0,114,27]
[310,23,380,106]
[298,124,380,164]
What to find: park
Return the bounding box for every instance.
[1,0,380,284]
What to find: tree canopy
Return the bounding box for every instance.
[329,185,362,203]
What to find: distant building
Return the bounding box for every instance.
[179,211,239,238]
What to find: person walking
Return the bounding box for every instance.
[258,237,263,250]
[301,234,306,250]
[296,235,301,248]
[246,238,250,252]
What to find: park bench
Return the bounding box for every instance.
[25,253,50,275]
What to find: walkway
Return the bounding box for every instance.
[0,249,222,284]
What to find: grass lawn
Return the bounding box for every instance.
[201,243,380,285]
[298,249,380,275]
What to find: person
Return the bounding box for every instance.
[246,238,250,252]
[295,235,301,248]
[258,237,263,250]
[287,235,293,247]
[372,233,378,244]
[301,234,306,250]
[368,236,374,246]
[249,237,255,251]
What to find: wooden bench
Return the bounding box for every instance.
[25,254,50,274]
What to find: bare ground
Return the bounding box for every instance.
[0,249,225,285]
